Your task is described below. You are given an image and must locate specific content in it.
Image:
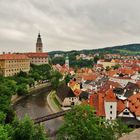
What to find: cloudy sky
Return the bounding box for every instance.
[0,0,140,53]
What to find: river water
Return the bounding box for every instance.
[14,91,63,135]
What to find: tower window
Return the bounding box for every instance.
[110,111,112,114]
[110,105,112,109]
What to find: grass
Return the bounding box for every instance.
[52,92,61,108]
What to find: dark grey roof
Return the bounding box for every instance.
[79,91,89,100]
[56,84,76,102]
[124,90,134,98]
[125,82,139,90]
[113,88,124,95]
[124,82,140,98]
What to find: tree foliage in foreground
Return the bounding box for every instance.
[57,105,131,140]
[12,116,48,140]
[0,115,48,140]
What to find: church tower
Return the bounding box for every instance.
[65,55,69,69]
[36,33,43,53]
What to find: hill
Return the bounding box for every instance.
[48,44,140,56]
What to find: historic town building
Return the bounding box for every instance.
[36,33,43,53]
[25,33,48,65]
[0,54,30,77]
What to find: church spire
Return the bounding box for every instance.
[36,33,43,53]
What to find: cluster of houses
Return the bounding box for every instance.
[55,56,140,126]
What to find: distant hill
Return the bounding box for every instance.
[48,44,140,56]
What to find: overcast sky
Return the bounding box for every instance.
[0,0,140,53]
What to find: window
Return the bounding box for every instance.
[110,111,112,114]
[110,117,112,120]
[110,105,112,109]
[123,112,129,115]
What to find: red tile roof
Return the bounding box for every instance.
[0,54,29,60]
[105,89,117,102]
[82,73,97,81]
[73,89,82,96]
[25,52,48,58]
[128,93,140,116]
[117,100,126,114]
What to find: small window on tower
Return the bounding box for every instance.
[110,105,112,109]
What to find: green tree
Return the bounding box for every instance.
[57,105,130,140]
[17,84,28,96]
[50,70,63,90]
[93,55,100,64]
[106,66,111,71]
[51,57,65,65]
[0,125,11,140]
[112,64,121,70]
[0,112,6,124]
[64,74,72,85]
[12,116,48,140]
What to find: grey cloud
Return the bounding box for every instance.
[0,0,140,52]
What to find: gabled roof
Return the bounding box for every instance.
[117,100,126,114]
[105,89,117,102]
[56,84,76,101]
[128,93,140,116]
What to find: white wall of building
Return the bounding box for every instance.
[104,101,117,120]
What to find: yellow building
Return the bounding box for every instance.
[68,80,81,91]
[0,54,30,77]
[97,59,118,69]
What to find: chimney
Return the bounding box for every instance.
[110,85,113,89]
[126,101,129,108]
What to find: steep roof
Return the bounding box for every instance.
[105,89,117,102]
[56,84,76,102]
[128,93,140,116]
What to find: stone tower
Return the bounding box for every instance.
[36,33,43,53]
[65,55,69,69]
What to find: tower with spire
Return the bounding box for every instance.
[65,55,69,69]
[36,33,43,53]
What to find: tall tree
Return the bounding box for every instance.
[12,116,48,140]
[57,105,130,140]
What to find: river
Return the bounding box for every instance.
[14,90,63,135]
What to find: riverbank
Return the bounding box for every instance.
[47,90,62,113]
[11,82,51,106]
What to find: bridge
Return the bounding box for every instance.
[34,109,70,123]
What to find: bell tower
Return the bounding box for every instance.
[65,55,69,69]
[36,33,43,53]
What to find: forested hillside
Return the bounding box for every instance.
[49,44,140,56]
